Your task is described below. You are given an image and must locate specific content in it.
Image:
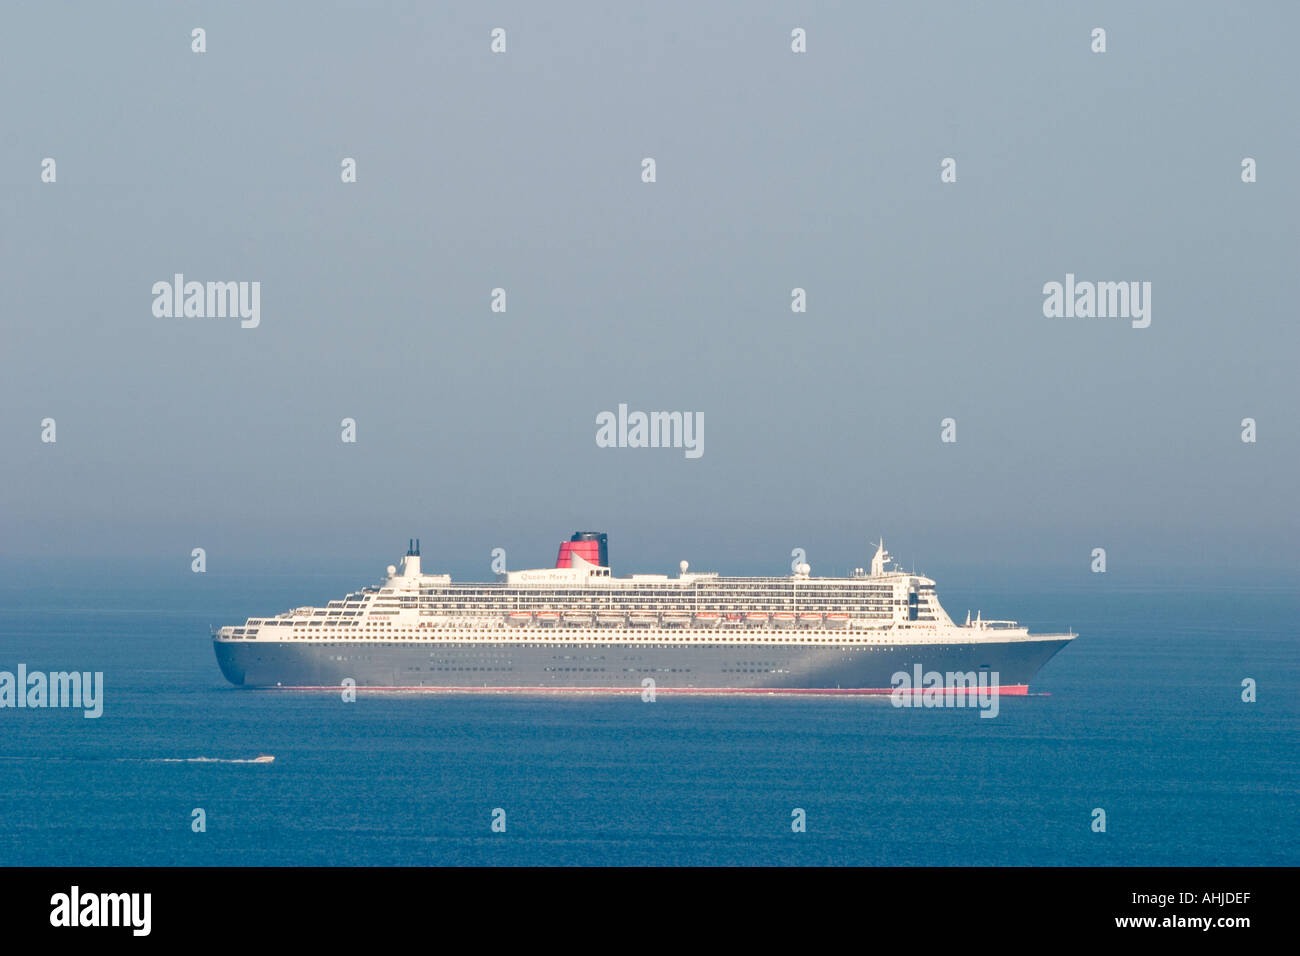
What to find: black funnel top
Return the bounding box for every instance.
[570,531,608,568]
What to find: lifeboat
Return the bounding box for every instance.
[596,611,625,626]
[628,611,657,627]
[798,613,823,627]
[561,610,592,626]
[723,613,744,626]
[772,612,797,628]
[745,612,770,627]
[825,613,850,628]
[692,612,720,628]
[535,611,560,626]
[506,612,533,626]
[661,611,691,627]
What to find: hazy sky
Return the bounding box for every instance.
[3,2,1297,584]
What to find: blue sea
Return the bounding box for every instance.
[0,575,1295,866]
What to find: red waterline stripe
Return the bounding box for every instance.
[259,685,1031,696]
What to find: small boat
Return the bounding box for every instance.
[561,610,592,626]
[798,613,823,627]
[535,611,560,626]
[661,611,691,626]
[745,612,770,626]
[772,612,796,628]
[825,613,850,628]
[629,611,657,627]
[596,611,625,626]
[252,754,275,764]
[692,612,720,628]
[506,612,533,626]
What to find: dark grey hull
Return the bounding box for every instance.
[213,637,1072,693]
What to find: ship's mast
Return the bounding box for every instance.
[870,539,891,577]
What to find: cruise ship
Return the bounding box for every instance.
[213,532,1074,694]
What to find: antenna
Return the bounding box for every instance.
[415,538,420,556]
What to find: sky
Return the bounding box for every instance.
[2,2,1297,586]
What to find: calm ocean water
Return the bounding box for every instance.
[0,577,1295,866]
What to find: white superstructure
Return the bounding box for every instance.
[214,540,1069,649]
